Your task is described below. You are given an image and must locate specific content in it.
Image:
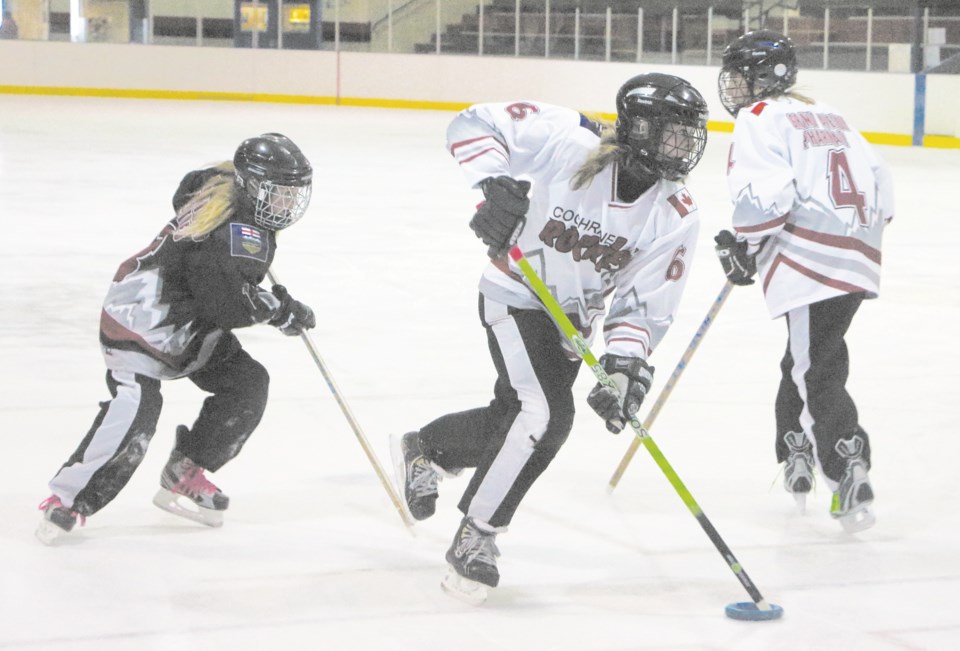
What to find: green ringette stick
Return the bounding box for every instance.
[507,245,773,611]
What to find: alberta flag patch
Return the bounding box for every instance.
[667,188,697,217]
[230,223,269,261]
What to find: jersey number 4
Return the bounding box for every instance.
[827,150,867,226]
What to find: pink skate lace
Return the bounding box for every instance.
[173,464,221,497]
[38,495,86,527]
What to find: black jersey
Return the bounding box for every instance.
[99,167,277,379]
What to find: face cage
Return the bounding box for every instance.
[653,121,707,180]
[718,68,754,117]
[251,180,312,230]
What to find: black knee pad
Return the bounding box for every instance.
[238,357,270,412]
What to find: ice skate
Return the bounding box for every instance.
[35,496,85,545]
[391,431,456,521]
[782,431,815,514]
[440,517,502,605]
[153,450,228,527]
[830,436,875,533]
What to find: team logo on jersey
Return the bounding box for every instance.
[230,223,269,261]
[667,189,697,217]
[505,102,540,121]
[538,218,632,273]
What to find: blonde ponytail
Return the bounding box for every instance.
[571,121,625,191]
[174,163,238,239]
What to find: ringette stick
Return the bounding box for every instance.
[508,246,777,613]
[267,268,415,529]
[607,281,733,491]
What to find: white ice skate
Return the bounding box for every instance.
[35,496,84,545]
[153,451,228,527]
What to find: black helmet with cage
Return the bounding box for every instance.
[615,72,709,182]
[234,133,313,230]
[718,30,798,117]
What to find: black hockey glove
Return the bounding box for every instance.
[586,355,654,434]
[714,230,757,286]
[268,285,316,336]
[469,176,531,259]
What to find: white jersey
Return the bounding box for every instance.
[727,96,894,318]
[447,101,700,362]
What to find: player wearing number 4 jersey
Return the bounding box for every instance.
[716,30,894,532]
[391,73,709,604]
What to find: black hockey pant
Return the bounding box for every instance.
[49,337,269,516]
[775,292,871,486]
[418,295,582,528]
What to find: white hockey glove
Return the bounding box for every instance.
[586,355,654,434]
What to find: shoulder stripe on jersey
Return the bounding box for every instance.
[751,102,768,116]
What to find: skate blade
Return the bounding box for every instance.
[35,520,70,546]
[837,507,876,533]
[440,566,489,606]
[793,492,807,515]
[153,489,224,528]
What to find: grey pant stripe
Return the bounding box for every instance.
[467,298,551,524]
[49,370,144,508]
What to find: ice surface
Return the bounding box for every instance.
[1,95,958,650]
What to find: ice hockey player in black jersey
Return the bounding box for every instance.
[390,73,709,604]
[36,133,316,544]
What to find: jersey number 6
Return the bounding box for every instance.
[666,246,687,282]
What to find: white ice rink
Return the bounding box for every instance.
[1,94,958,650]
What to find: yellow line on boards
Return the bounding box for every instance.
[1,85,957,149]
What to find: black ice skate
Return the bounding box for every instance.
[390,431,448,521]
[441,516,502,605]
[782,430,816,513]
[35,495,85,545]
[830,435,875,533]
[153,449,229,527]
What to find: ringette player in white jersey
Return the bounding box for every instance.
[715,31,894,532]
[390,73,709,603]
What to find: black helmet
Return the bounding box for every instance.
[234,133,313,230]
[718,30,798,116]
[615,73,709,181]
